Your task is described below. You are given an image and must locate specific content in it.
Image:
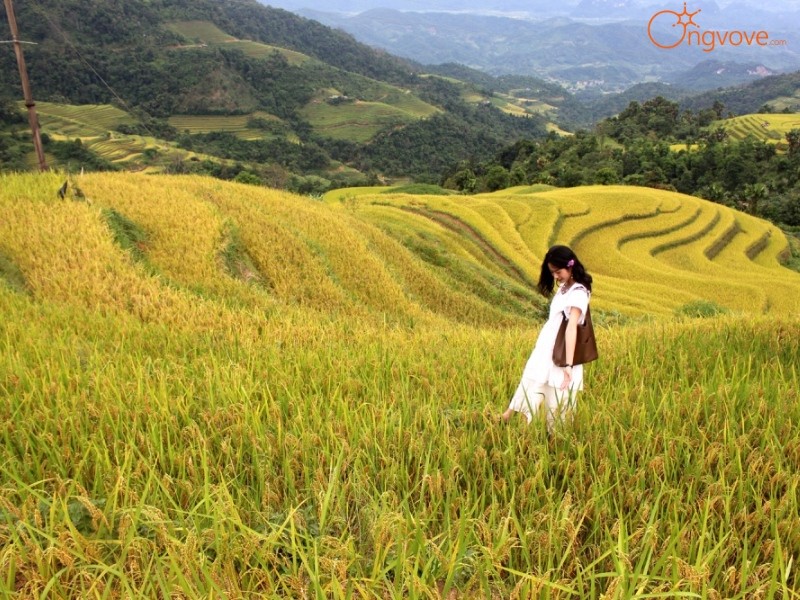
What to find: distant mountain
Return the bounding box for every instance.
[266,0,800,30]
[666,60,779,91]
[263,0,577,16]
[293,7,800,93]
[574,82,691,123]
[679,70,800,114]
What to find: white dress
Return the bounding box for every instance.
[508,283,590,422]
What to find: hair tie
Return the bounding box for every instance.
[567,259,575,267]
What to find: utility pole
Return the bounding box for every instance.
[3,0,47,171]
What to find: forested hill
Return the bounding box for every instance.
[0,0,415,113]
[0,0,547,186]
[680,71,800,116]
[4,0,416,86]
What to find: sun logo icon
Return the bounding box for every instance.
[648,2,702,49]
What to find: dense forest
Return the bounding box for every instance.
[0,0,551,189]
[442,97,800,228]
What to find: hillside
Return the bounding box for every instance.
[2,172,797,324]
[2,171,800,596]
[716,113,800,149]
[0,0,546,186]
[680,70,800,116]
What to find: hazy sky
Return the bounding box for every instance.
[270,0,800,8]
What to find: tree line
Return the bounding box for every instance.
[441,97,800,228]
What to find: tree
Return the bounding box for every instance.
[786,129,800,156]
[446,169,477,193]
[483,165,510,191]
[233,171,263,186]
[595,167,620,185]
[740,182,768,215]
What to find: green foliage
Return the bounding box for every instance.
[45,138,119,172]
[0,97,24,125]
[100,208,148,264]
[289,174,331,196]
[219,222,263,284]
[0,99,30,171]
[483,165,510,192]
[366,109,545,181]
[444,168,478,193]
[681,71,800,116]
[782,232,800,273]
[452,98,800,227]
[178,132,328,172]
[675,300,729,318]
[0,0,547,187]
[232,170,262,186]
[0,251,27,294]
[385,184,454,195]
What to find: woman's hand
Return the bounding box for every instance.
[561,366,572,391]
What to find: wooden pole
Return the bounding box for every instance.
[3,0,48,171]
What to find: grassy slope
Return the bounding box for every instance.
[32,102,232,172]
[2,172,800,597]
[166,20,311,65]
[167,20,440,143]
[716,112,800,149]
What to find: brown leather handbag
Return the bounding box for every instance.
[552,306,598,367]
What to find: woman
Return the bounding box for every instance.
[501,245,593,428]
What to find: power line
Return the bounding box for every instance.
[25,0,157,138]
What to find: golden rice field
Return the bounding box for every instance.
[1,172,799,598]
[717,113,800,147]
[30,102,240,171]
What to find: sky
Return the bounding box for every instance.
[264,0,800,10]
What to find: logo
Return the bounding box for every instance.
[647,3,785,52]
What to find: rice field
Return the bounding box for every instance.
[32,102,135,137]
[717,113,800,147]
[223,41,310,65]
[25,102,253,171]
[165,20,311,65]
[300,101,422,143]
[2,172,800,597]
[166,20,238,44]
[167,113,297,142]
[297,83,439,143]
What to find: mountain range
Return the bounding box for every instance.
[287,4,800,92]
[263,0,800,24]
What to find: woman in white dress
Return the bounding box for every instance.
[501,245,593,428]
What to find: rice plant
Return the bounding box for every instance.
[2,171,799,597]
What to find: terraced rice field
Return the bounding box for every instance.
[2,173,800,598]
[224,40,310,65]
[766,91,800,112]
[165,20,238,44]
[32,102,135,137]
[328,184,799,318]
[300,100,421,142]
[166,21,310,64]
[167,113,295,141]
[718,113,800,147]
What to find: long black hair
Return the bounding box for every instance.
[537,245,593,297]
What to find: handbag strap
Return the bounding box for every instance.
[561,284,590,323]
